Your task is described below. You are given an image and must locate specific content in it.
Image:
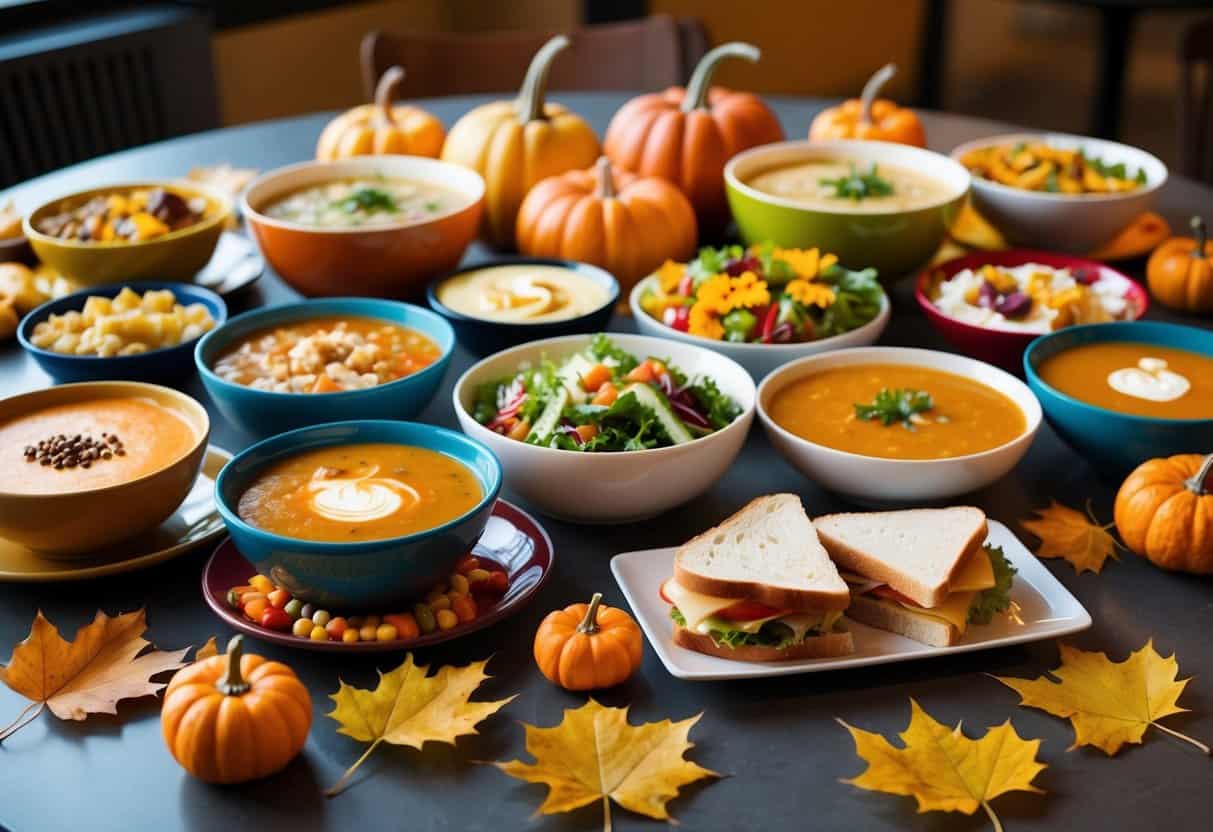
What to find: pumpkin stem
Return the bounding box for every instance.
[516,34,569,123]
[682,42,761,113]
[859,63,897,127]
[577,592,604,635]
[594,157,616,199]
[215,635,250,696]
[1184,453,1213,496]
[374,65,406,126]
[1192,216,1207,257]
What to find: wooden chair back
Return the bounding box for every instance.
[360,14,708,101]
[1179,16,1213,185]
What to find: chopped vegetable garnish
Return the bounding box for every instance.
[818,163,895,201]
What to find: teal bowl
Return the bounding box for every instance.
[1024,321,1213,475]
[214,419,502,609]
[195,298,454,437]
[724,139,969,282]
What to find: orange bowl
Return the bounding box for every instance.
[242,157,484,298]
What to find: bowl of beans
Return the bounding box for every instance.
[195,297,456,437]
[18,282,226,383]
[23,181,231,284]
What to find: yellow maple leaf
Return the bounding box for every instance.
[1021,500,1121,574]
[0,609,188,742]
[993,640,1210,756]
[194,636,219,661]
[325,653,515,797]
[839,699,1046,832]
[491,698,718,832]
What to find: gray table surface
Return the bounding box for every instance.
[1,94,1211,832]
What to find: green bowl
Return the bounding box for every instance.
[23,181,231,285]
[725,140,969,283]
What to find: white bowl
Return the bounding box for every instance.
[629,275,890,381]
[951,132,1166,254]
[756,346,1041,503]
[452,334,756,523]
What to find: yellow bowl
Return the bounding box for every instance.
[0,381,210,556]
[23,181,231,284]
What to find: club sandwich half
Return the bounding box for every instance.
[814,507,1016,648]
[661,494,853,661]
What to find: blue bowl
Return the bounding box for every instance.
[195,298,455,437]
[214,419,502,609]
[18,281,227,385]
[1024,321,1213,475]
[426,258,617,356]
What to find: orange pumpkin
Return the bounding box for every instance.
[1146,216,1213,314]
[516,157,697,299]
[442,35,601,250]
[808,63,926,148]
[603,42,783,237]
[1114,453,1213,574]
[161,635,312,784]
[316,66,445,160]
[534,592,643,691]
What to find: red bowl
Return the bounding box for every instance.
[915,249,1148,372]
[243,156,484,299]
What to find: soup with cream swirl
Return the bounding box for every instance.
[237,443,481,542]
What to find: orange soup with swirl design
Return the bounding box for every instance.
[236,443,481,542]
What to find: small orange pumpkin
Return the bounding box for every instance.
[316,66,445,160]
[161,635,312,784]
[808,63,926,148]
[516,157,697,299]
[534,592,643,690]
[1146,216,1213,314]
[603,42,784,237]
[1114,453,1213,574]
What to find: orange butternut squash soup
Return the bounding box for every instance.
[768,364,1026,459]
[237,443,481,543]
[1037,342,1213,419]
[0,397,199,494]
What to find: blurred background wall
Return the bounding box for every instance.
[1,0,1206,172]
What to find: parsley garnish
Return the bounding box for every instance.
[819,163,895,201]
[854,388,933,428]
[332,187,399,215]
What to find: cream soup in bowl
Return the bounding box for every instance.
[435,264,609,323]
[747,160,953,213]
[264,177,461,228]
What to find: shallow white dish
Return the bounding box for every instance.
[951,132,1166,254]
[611,520,1091,681]
[452,333,756,524]
[629,276,890,381]
[756,346,1042,503]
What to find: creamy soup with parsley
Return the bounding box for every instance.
[747,160,953,213]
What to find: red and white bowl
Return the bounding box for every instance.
[915,250,1148,372]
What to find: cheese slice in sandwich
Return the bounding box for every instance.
[816,507,1013,648]
[663,494,854,661]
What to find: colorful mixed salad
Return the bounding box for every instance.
[473,334,741,452]
[638,245,884,344]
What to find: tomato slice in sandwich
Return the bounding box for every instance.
[714,600,785,622]
[869,585,921,608]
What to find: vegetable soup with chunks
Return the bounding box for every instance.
[213,316,440,394]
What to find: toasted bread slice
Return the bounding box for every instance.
[844,595,958,647]
[673,625,855,661]
[673,494,851,611]
[814,507,988,608]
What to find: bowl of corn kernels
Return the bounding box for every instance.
[18,282,226,383]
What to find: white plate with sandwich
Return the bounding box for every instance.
[610,496,1091,680]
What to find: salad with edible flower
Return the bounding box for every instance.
[638,244,884,344]
[473,335,741,452]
